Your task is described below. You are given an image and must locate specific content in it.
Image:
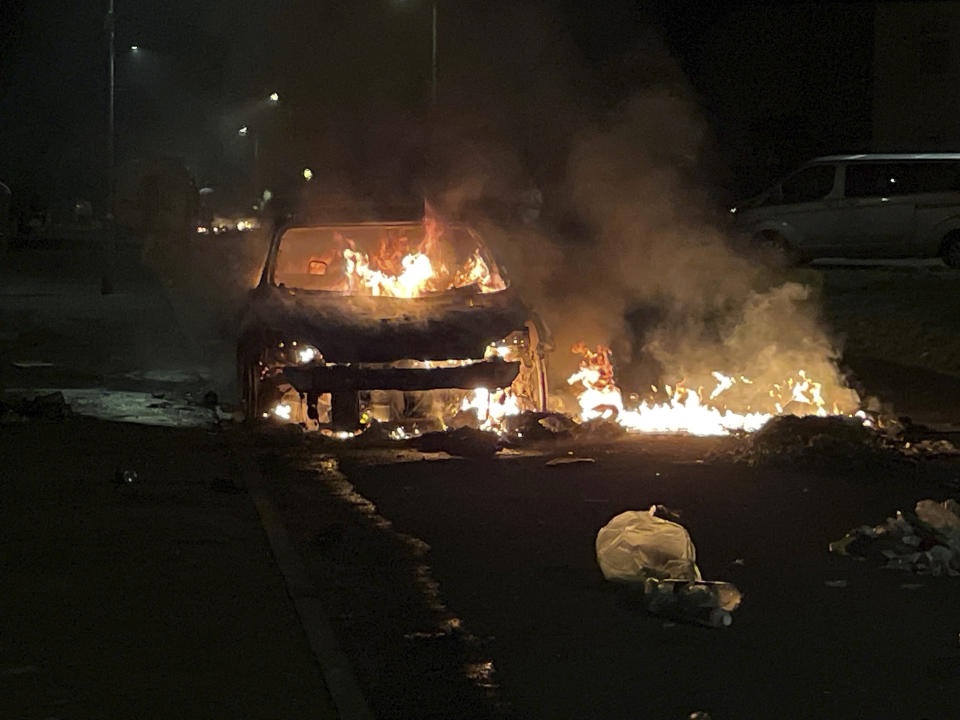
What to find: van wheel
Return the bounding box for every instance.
[757,232,800,267]
[942,233,960,268]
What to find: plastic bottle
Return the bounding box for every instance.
[643,578,742,627]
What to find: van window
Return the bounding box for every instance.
[779,165,835,204]
[909,162,960,193]
[845,161,960,197]
[845,163,911,197]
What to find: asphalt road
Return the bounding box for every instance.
[265,437,960,720]
[5,243,960,719]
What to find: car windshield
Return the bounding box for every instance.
[272,222,508,297]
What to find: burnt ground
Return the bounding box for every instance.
[264,436,960,720]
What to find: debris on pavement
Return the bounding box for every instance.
[596,506,702,583]
[545,456,596,466]
[721,414,891,467]
[502,411,577,443]
[597,507,744,627]
[902,438,960,457]
[830,498,960,576]
[644,578,742,627]
[413,426,501,458]
[572,417,628,441]
[824,580,849,588]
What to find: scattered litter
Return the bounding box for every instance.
[596,506,701,583]
[545,456,596,466]
[902,439,960,457]
[688,712,713,720]
[730,558,746,567]
[651,504,682,522]
[830,498,960,576]
[824,580,848,588]
[11,360,55,368]
[644,578,741,628]
[597,507,743,627]
[114,468,138,486]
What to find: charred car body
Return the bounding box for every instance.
[238,218,550,429]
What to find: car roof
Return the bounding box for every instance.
[810,153,960,163]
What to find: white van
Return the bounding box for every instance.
[732,154,960,266]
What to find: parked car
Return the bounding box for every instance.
[237,218,550,429]
[731,153,960,266]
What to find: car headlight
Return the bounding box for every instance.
[485,330,528,362]
[271,341,322,365]
[294,344,319,364]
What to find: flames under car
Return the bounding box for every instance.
[238,219,550,429]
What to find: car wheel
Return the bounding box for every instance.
[330,391,361,430]
[241,358,263,424]
[757,232,800,267]
[942,233,960,268]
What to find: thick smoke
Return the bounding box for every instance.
[437,35,859,414]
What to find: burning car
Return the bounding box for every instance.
[238,217,550,430]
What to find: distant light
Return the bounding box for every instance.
[302,168,313,181]
[130,45,140,51]
[238,126,248,137]
[269,92,279,103]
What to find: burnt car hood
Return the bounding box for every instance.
[241,285,530,363]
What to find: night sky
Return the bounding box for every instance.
[0,1,875,212]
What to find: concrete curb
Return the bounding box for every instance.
[231,437,375,720]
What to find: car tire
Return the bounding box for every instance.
[330,391,361,430]
[241,358,263,424]
[757,232,800,267]
[942,233,960,268]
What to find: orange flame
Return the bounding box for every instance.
[567,342,863,436]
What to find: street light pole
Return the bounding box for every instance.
[103,0,116,294]
[430,1,437,106]
[107,0,115,221]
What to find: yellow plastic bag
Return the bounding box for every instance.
[596,507,701,583]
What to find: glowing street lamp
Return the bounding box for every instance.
[268,92,279,103]
[302,168,314,181]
